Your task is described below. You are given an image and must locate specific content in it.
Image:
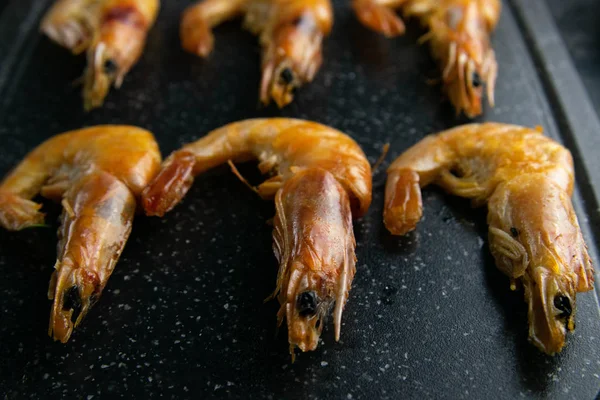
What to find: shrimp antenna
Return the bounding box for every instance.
[371,143,390,174]
[227,160,259,194]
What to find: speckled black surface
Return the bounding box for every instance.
[1,0,600,398]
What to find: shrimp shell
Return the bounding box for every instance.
[40,0,160,110]
[180,0,333,107]
[353,0,501,117]
[0,125,161,342]
[141,118,372,357]
[384,122,594,354]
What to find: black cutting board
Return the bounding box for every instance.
[1,0,599,398]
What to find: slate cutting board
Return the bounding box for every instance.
[0,0,599,398]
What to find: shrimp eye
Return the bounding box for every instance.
[471,71,483,88]
[280,68,294,85]
[554,295,572,319]
[103,59,118,74]
[63,285,82,322]
[297,291,318,317]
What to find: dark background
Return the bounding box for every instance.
[0,0,599,398]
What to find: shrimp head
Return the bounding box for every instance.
[260,1,333,107]
[427,1,498,117]
[83,2,159,110]
[488,175,593,354]
[272,169,356,357]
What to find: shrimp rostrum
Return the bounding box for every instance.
[40,0,160,110]
[352,0,501,117]
[180,0,333,107]
[384,123,594,354]
[142,118,372,358]
[0,126,160,342]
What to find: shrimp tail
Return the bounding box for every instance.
[180,0,246,57]
[0,192,45,230]
[180,7,215,57]
[384,169,423,235]
[39,0,100,54]
[352,0,406,37]
[142,151,197,217]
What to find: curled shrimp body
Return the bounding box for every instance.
[40,0,160,110]
[353,0,500,117]
[141,118,371,357]
[0,126,161,342]
[384,123,594,354]
[180,0,333,107]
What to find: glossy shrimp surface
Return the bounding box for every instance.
[353,0,500,117]
[384,123,594,354]
[180,0,333,107]
[0,126,161,342]
[142,118,371,357]
[41,0,160,110]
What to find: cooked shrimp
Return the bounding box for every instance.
[384,123,594,354]
[40,0,160,110]
[141,118,371,358]
[353,0,500,117]
[0,126,161,343]
[180,0,333,107]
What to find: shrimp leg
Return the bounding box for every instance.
[181,0,248,57]
[48,171,136,342]
[352,0,408,37]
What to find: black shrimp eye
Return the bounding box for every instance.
[554,295,572,319]
[280,68,294,85]
[103,59,118,74]
[297,291,318,317]
[471,71,483,88]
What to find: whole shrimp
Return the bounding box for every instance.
[141,118,372,358]
[0,126,161,342]
[384,123,594,354]
[180,0,333,107]
[40,0,160,110]
[352,0,500,117]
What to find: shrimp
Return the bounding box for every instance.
[180,0,333,107]
[384,123,594,354]
[141,118,371,358]
[0,126,161,342]
[40,0,160,110]
[352,0,500,117]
